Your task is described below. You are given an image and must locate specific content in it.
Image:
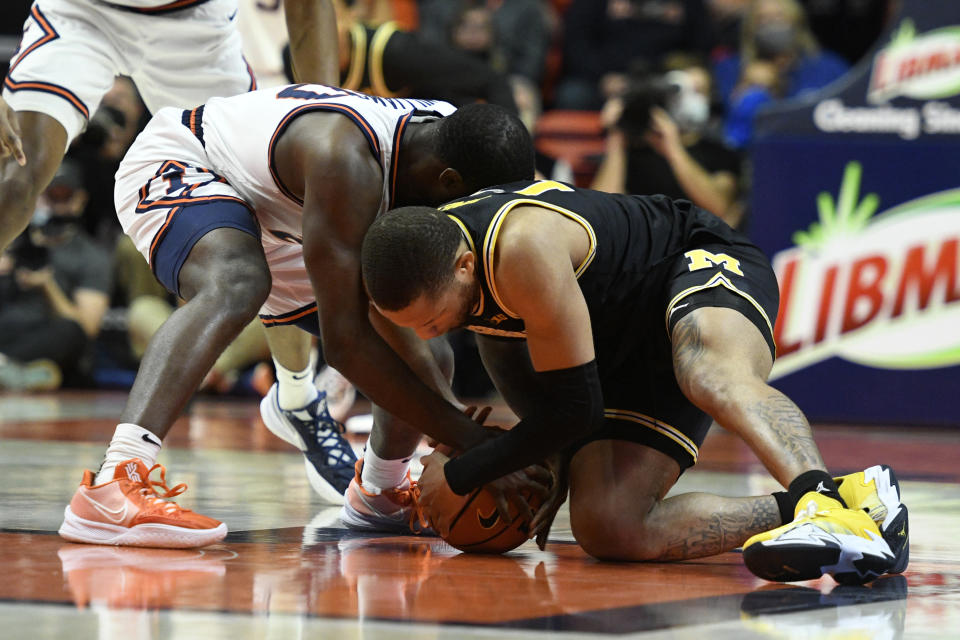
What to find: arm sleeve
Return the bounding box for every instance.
[443,359,605,495]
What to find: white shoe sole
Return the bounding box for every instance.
[58,506,227,549]
[339,493,414,534]
[260,384,348,506]
[864,465,903,530]
[260,384,303,450]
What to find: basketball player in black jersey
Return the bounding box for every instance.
[361,180,909,584]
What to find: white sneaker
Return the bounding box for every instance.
[260,383,358,504]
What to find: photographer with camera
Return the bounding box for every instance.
[0,159,112,391]
[592,58,744,228]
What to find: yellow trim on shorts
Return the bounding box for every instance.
[664,271,774,343]
[481,199,598,318]
[603,409,699,462]
[369,22,400,97]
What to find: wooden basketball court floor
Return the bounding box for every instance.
[1,390,958,640]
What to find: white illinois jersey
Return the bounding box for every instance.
[199,83,454,244]
[116,83,455,325]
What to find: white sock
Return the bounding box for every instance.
[274,357,319,410]
[96,423,162,484]
[361,445,412,493]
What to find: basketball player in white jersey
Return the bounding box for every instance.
[56,84,539,547]
[0,0,337,253]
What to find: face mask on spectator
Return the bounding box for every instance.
[665,71,710,131]
[753,22,798,59]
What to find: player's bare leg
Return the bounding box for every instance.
[477,335,783,561]
[0,112,67,251]
[60,227,270,547]
[670,307,825,486]
[673,306,896,582]
[567,441,782,561]
[120,227,271,435]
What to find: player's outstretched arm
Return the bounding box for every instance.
[442,206,605,494]
[285,0,339,86]
[289,116,488,451]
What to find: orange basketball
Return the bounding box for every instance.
[441,487,543,554]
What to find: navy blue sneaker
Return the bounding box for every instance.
[260,383,358,504]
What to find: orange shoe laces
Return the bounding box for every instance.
[356,469,430,534]
[136,464,190,514]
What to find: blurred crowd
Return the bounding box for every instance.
[0,0,895,396]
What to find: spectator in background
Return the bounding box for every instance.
[593,58,744,228]
[553,0,714,110]
[416,0,550,86]
[0,160,112,390]
[714,0,850,148]
[438,1,550,135]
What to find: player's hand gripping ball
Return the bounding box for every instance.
[420,444,548,553]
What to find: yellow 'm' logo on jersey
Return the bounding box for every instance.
[684,249,744,276]
[490,313,508,325]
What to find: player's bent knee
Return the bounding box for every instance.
[570,493,666,561]
[572,506,666,561]
[210,262,271,314]
[675,360,739,417]
[0,171,41,227]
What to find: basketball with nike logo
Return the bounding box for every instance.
[441,486,543,554]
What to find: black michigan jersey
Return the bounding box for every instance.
[439,179,763,373]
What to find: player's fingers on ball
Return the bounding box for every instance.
[535,531,548,550]
[522,467,552,495]
[462,405,477,418]
[493,491,512,522]
[511,493,534,524]
[474,405,492,425]
[529,501,551,532]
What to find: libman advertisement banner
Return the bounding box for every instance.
[750,1,960,424]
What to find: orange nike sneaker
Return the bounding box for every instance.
[339,459,431,534]
[59,459,227,548]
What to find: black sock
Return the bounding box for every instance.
[772,491,794,525]
[788,470,846,509]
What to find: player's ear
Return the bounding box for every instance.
[455,250,475,278]
[439,167,464,191]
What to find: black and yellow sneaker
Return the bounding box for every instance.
[836,464,909,575]
[743,492,895,585]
